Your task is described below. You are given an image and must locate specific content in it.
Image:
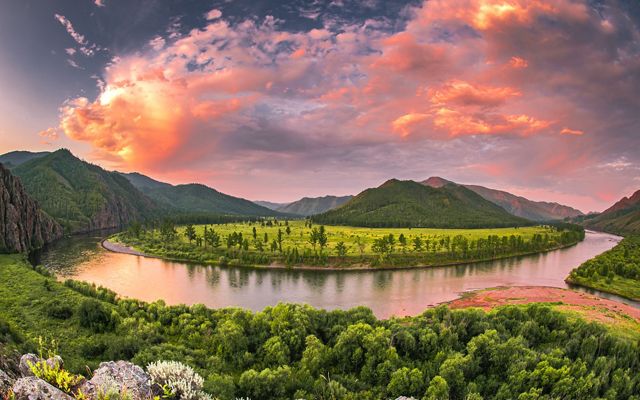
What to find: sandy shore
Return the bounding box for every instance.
[101,240,147,257]
[448,286,640,322]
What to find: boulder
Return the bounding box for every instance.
[79,361,153,399]
[11,376,73,400]
[45,355,64,370]
[18,354,39,377]
[0,369,13,395]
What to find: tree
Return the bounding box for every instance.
[277,229,284,253]
[354,236,366,258]
[335,241,347,259]
[184,224,196,244]
[204,227,221,248]
[425,376,449,400]
[318,226,328,254]
[252,226,257,240]
[127,221,142,238]
[413,236,423,251]
[264,232,269,243]
[398,234,407,253]
[286,225,291,235]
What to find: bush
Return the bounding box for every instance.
[147,360,212,400]
[47,300,74,320]
[78,299,115,333]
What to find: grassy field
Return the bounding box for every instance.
[114,220,584,268]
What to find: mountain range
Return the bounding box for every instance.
[255,195,353,216]
[312,179,530,228]
[422,177,583,221]
[580,189,640,235]
[0,149,280,233]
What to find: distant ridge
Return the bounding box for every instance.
[313,179,530,228]
[0,150,50,168]
[120,173,280,217]
[582,189,640,235]
[276,195,353,216]
[422,177,584,221]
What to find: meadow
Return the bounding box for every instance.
[114,220,584,268]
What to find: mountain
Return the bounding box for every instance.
[277,195,353,216]
[582,189,640,235]
[422,177,583,221]
[1,163,62,252]
[12,149,157,233]
[120,173,280,217]
[253,200,290,210]
[312,179,530,228]
[0,151,50,168]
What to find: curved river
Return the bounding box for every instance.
[33,230,630,318]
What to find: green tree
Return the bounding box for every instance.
[425,375,449,400]
[184,224,196,244]
[335,241,347,259]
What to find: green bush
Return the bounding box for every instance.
[47,300,74,320]
[78,299,115,333]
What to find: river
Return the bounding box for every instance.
[32,230,630,318]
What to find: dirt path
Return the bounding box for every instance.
[448,286,640,323]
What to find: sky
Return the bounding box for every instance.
[1,0,639,212]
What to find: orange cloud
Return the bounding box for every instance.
[392,113,430,137]
[428,80,521,108]
[560,127,584,136]
[509,56,528,69]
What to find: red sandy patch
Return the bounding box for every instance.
[449,286,640,322]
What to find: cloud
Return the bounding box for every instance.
[54,14,103,57]
[55,1,640,209]
[94,0,105,7]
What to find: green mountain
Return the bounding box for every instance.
[422,177,584,221]
[312,179,530,228]
[582,189,640,235]
[12,149,157,233]
[0,150,50,168]
[120,173,280,217]
[276,195,353,216]
[254,200,290,210]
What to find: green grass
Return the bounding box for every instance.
[567,235,640,300]
[115,220,583,268]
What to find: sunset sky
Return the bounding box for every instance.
[1,0,639,211]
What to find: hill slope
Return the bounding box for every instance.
[422,177,583,221]
[120,173,280,217]
[0,151,50,168]
[1,163,62,252]
[12,150,157,233]
[277,195,353,216]
[312,179,530,228]
[583,189,640,235]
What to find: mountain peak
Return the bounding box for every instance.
[602,189,640,214]
[422,176,455,188]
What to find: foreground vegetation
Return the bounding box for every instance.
[567,235,640,300]
[1,254,639,399]
[113,220,585,269]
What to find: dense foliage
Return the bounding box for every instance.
[116,220,584,268]
[2,254,638,399]
[567,235,640,300]
[312,180,530,228]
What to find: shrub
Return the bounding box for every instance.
[28,359,83,394]
[147,361,212,400]
[78,299,115,333]
[47,300,74,320]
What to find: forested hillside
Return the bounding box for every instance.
[12,150,157,233]
[313,179,530,228]
[1,254,638,400]
[276,195,353,216]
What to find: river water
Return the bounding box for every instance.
[32,230,630,318]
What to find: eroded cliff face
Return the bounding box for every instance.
[0,163,62,253]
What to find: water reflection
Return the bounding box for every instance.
[34,231,627,318]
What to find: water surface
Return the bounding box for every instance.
[34,230,627,318]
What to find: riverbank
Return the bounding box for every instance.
[102,237,584,271]
[448,286,640,339]
[564,235,640,302]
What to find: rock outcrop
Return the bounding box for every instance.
[12,376,73,400]
[0,163,62,253]
[79,361,155,399]
[0,369,12,395]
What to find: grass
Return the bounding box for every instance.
[114,221,581,268]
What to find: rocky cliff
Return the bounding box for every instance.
[0,163,62,253]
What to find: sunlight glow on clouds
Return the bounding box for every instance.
[48,0,640,208]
